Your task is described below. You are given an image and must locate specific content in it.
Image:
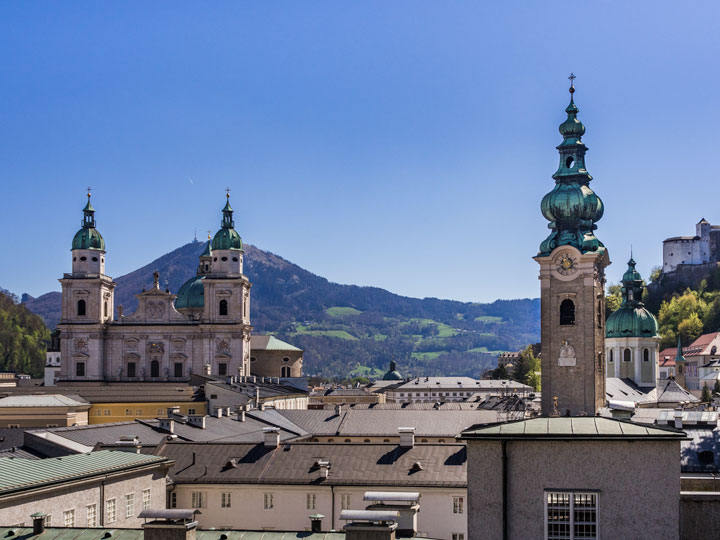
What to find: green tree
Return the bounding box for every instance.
[714,380,720,396]
[605,284,622,317]
[491,364,509,380]
[678,312,704,344]
[0,290,49,377]
[648,266,662,283]
[512,345,541,391]
[658,289,709,348]
[702,383,712,403]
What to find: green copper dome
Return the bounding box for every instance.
[175,275,205,309]
[538,82,605,257]
[382,361,403,381]
[71,195,105,251]
[606,257,659,339]
[211,196,243,251]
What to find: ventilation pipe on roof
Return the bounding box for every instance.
[674,409,683,429]
[167,406,181,419]
[159,418,175,434]
[214,407,223,418]
[315,459,331,479]
[335,404,343,415]
[309,514,325,533]
[237,409,246,422]
[31,513,46,535]
[264,427,280,448]
[363,492,420,538]
[341,510,399,540]
[399,427,415,448]
[224,407,231,416]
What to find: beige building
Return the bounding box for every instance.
[0,450,173,528]
[310,388,385,408]
[0,394,90,428]
[250,336,303,378]
[383,377,533,404]
[158,439,467,539]
[460,417,685,540]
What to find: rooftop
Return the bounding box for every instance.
[0,394,89,408]
[0,382,203,403]
[0,450,171,496]
[0,529,345,540]
[459,417,688,441]
[158,441,467,488]
[251,335,302,352]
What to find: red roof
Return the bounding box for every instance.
[686,332,720,356]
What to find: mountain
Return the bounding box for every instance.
[22,241,540,378]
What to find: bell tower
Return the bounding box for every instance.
[534,77,610,416]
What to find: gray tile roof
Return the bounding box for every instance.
[275,408,502,437]
[251,335,303,352]
[0,528,345,540]
[681,427,720,472]
[159,441,467,487]
[0,383,203,403]
[0,394,90,407]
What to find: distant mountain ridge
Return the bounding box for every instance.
[21,241,540,378]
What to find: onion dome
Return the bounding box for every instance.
[72,193,105,250]
[382,360,403,381]
[606,257,659,338]
[174,275,205,310]
[211,195,243,251]
[538,76,605,257]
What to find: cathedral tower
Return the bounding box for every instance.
[534,79,610,416]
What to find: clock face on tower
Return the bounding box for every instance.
[555,253,578,276]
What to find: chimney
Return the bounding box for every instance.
[399,427,415,448]
[214,407,223,418]
[167,406,181,418]
[674,409,684,429]
[335,404,343,415]
[315,459,330,479]
[159,418,175,434]
[237,409,246,422]
[140,510,198,540]
[226,376,233,385]
[309,514,325,532]
[204,363,212,376]
[224,406,231,416]
[341,510,399,540]
[187,415,206,429]
[263,427,280,448]
[364,492,420,538]
[31,513,46,535]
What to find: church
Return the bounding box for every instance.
[56,194,253,381]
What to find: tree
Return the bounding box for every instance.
[713,379,720,396]
[658,289,709,348]
[702,383,712,403]
[605,284,622,317]
[512,345,541,391]
[648,266,662,283]
[491,364,509,380]
[678,312,704,344]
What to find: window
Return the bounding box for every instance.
[219,299,228,316]
[125,409,133,416]
[169,492,177,509]
[608,349,613,363]
[86,504,97,527]
[63,509,75,527]
[453,496,464,514]
[251,356,256,363]
[103,409,111,416]
[191,491,206,508]
[546,491,597,540]
[218,362,228,376]
[452,534,465,540]
[341,494,351,510]
[281,366,291,377]
[283,356,290,363]
[306,493,317,510]
[643,348,650,362]
[125,493,135,518]
[76,362,85,377]
[264,492,274,510]
[142,489,151,510]
[221,492,232,508]
[127,362,136,378]
[106,499,116,524]
[560,299,575,325]
[188,408,196,415]
[174,362,183,377]
[45,515,51,526]
[104,301,108,318]
[77,299,86,316]
[623,348,632,363]
[150,360,160,378]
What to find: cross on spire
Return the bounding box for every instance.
[86,187,92,198]
[225,187,231,199]
[207,229,212,240]
[568,73,576,94]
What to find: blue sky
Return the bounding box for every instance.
[1,2,719,303]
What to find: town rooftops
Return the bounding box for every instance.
[0,529,344,540]
[0,450,172,496]
[0,382,204,403]
[251,335,302,352]
[391,377,533,392]
[157,441,466,488]
[0,394,89,407]
[459,417,688,441]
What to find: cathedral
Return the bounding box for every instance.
[57,193,252,381]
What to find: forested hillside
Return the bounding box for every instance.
[22,241,540,379]
[0,289,49,377]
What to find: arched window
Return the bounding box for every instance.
[281,366,291,378]
[643,348,650,362]
[77,299,86,317]
[104,301,108,318]
[609,349,614,363]
[150,360,160,378]
[219,299,228,316]
[624,348,632,363]
[559,299,575,325]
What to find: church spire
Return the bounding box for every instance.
[221,189,235,229]
[620,255,644,307]
[82,188,96,229]
[539,77,605,256]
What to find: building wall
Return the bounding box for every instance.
[467,439,680,540]
[664,239,705,273]
[0,406,89,428]
[88,402,207,424]
[250,350,303,378]
[0,467,167,528]
[680,492,720,540]
[172,483,467,539]
[606,337,659,386]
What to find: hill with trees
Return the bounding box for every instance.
[0,289,49,377]
[20,241,540,379]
